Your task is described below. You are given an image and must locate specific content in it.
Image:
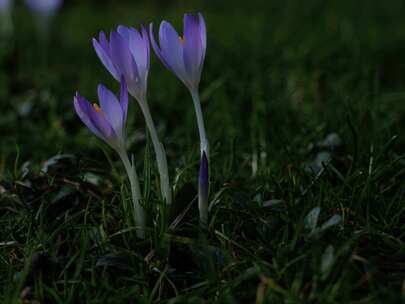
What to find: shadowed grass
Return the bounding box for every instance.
[0,0,404,303]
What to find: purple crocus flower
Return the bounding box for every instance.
[149,13,206,91]
[150,13,210,225]
[198,151,209,226]
[92,26,150,103]
[73,78,128,152]
[25,0,63,16]
[149,12,208,156]
[73,79,146,238]
[149,13,209,226]
[93,25,173,205]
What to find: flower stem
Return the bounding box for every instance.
[190,89,209,158]
[139,101,172,205]
[118,149,146,239]
[190,89,210,228]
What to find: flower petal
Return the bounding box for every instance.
[93,34,120,81]
[97,84,123,135]
[126,26,149,87]
[117,25,130,40]
[87,105,116,142]
[158,21,187,82]
[74,93,117,144]
[110,30,138,83]
[98,31,111,55]
[198,13,207,65]
[119,76,128,127]
[141,25,151,71]
[149,23,170,70]
[74,93,105,140]
[183,13,204,86]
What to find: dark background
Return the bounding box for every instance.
[1,0,404,171]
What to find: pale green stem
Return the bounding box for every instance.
[0,11,13,38]
[118,148,145,239]
[138,100,172,205]
[190,89,209,158]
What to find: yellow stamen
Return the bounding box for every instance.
[93,103,101,113]
[179,36,184,44]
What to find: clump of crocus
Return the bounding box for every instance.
[73,78,146,238]
[25,0,63,42]
[149,13,209,226]
[0,0,13,37]
[25,0,63,16]
[0,0,12,12]
[93,25,172,206]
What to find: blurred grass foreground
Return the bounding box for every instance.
[0,0,404,303]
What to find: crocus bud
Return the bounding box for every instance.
[25,0,63,16]
[149,13,206,91]
[198,151,209,226]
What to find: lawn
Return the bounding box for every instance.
[0,0,404,303]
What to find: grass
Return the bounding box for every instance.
[0,0,404,303]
